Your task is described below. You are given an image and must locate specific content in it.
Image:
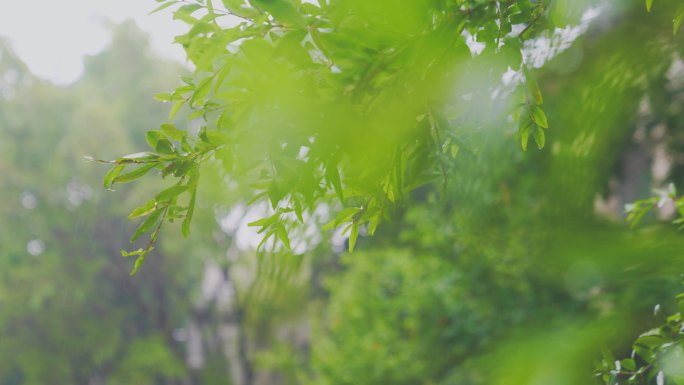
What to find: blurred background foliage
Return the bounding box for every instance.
[2,0,684,385]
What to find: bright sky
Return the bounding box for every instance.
[0,0,188,84]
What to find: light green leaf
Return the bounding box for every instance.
[130,249,152,276]
[104,164,125,189]
[326,162,344,202]
[675,6,684,34]
[248,214,279,228]
[348,223,359,253]
[450,143,460,159]
[277,225,291,250]
[160,123,187,141]
[645,0,654,12]
[146,130,164,149]
[322,207,361,231]
[534,125,546,149]
[121,248,145,257]
[149,0,179,15]
[154,93,173,102]
[169,99,186,120]
[128,200,157,220]
[531,105,549,128]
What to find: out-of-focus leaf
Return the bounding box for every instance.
[532,105,549,128]
[348,223,359,252]
[149,1,179,15]
[160,123,187,141]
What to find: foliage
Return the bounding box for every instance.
[104,0,585,269]
[595,290,684,385]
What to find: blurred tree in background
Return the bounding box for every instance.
[0,22,199,384]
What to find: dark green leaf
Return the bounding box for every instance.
[155,185,189,202]
[520,121,532,151]
[182,187,196,238]
[114,163,158,184]
[155,138,176,154]
[131,208,165,243]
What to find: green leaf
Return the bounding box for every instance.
[155,139,176,154]
[524,67,543,105]
[520,122,532,151]
[534,125,546,149]
[367,215,380,236]
[531,105,549,128]
[174,3,202,18]
[248,214,279,229]
[154,93,173,102]
[336,207,360,225]
[128,200,157,220]
[326,162,344,202]
[182,187,196,238]
[130,249,152,276]
[104,164,125,188]
[322,207,361,230]
[348,223,359,253]
[118,152,159,162]
[251,0,304,26]
[146,131,164,149]
[190,77,213,106]
[620,358,636,372]
[121,248,145,257]
[149,0,179,14]
[276,225,291,250]
[450,143,460,159]
[169,99,186,120]
[155,185,189,202]
[160,123,187,141]
[675,6,684,34]
[645,0,654,12]
[114,163,158,184]
[131,208,165,243]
